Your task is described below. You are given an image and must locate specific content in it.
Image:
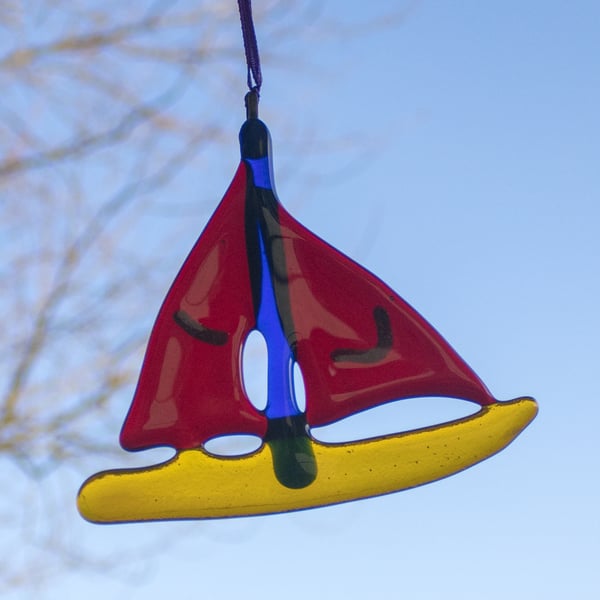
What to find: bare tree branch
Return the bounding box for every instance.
[0,0,404,592]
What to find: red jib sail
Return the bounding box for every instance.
[120,164,266,451]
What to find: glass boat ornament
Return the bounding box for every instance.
[77,116,537,523]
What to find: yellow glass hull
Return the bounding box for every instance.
[78,397,537,522]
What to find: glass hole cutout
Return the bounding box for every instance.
[242,329,268,411]
[311,397,481,443]
[204,435,262,457]
[292,362,306,412]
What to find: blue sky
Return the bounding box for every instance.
[6,1,600,598]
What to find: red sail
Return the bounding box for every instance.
[275,205,496,428]
[121,160,495,452]
[120,164,267,451]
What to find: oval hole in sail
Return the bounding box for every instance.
[292,362,306,412]
[204,434,263,457]
[310,397,481,444]
[242,329,268,411]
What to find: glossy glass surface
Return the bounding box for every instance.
[78,399,537,522]
[78,118,537,523]
[119,162,266,451]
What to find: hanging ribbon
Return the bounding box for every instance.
[238,0,262,117]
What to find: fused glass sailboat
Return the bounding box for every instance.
[77,117,537,523]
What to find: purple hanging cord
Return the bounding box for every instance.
[237,0,262,118]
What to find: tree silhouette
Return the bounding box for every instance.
[0,0,329,589]
[0,0,403,592]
